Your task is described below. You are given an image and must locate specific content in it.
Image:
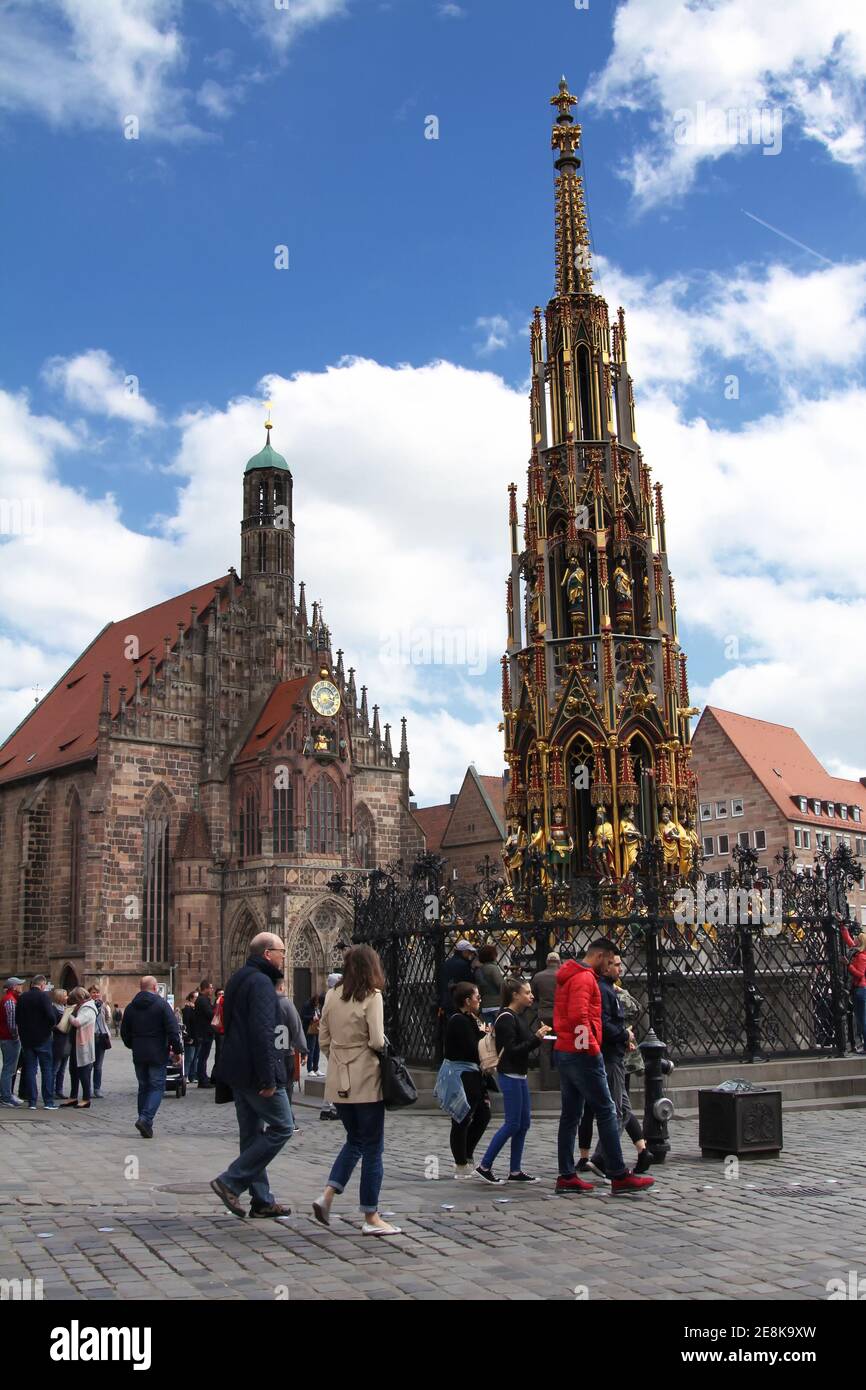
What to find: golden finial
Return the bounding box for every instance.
[264,399,273,440]
[550,76,579,121]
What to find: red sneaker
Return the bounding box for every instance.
[555,1174,594,1194]
[611,1172,655,1194]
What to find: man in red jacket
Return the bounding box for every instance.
[553,939,654,1195]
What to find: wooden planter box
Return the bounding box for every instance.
[698,1087,783,1157]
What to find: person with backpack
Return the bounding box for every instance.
[301,994,324,1076]
[474,977,550,1185]
[439,981,494,1179]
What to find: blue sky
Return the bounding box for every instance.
[1,0,865,803]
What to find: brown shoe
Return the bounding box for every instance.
[249,1201,292,1219]
[210,1177,245,1218]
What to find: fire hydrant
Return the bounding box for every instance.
[639,1028,675,1163]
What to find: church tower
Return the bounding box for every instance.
[241,411,295,689]
[502,80,697,891]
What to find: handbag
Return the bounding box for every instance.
[478,1028,502,1075]
[378,1038,417,1110]
[56,1005,74,1035]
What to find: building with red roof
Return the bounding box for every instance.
[0,428,423,1004]
[691,706,866,923]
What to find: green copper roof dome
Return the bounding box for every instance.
[245,428,290,473]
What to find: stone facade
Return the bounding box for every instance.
[0,433,424,1005]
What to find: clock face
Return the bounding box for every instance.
[310,680,341,717]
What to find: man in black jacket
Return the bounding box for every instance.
[440,941,477,1015]
[192,980,215,1087]
[120,976,182,1138]
[17,976,59,1110]
[587,954,650,1176]
[210,933,294,1220]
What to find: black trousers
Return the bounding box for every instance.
[579,1055,644,1153]
[449,1096,491,1166]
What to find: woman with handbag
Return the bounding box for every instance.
[62,987,99,1108]
[301,995,323,1076]
[50,989,73,1100]
[312,946,401,1236]
[443,981,494,1179]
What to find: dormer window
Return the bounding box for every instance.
[813,799,822,816]
[855,807,862,824]
[798,797,808,814]
[827,802,835,818]
[841,805,848,820]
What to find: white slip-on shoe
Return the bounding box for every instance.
[361,1221,403,1236]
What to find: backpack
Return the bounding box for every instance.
[478,1013,506,1074]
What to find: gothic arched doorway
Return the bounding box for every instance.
[225,907,261,978]
[59,963,79,991]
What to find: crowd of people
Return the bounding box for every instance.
[0,976,114,1109]
[437,937,654,1194]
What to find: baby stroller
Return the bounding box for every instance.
[165,1044,187,1098]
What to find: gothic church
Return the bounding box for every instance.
[0,426,423,1005]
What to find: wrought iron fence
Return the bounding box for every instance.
[329,843,863,1068]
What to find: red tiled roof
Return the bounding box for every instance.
[479,773,507,832]
[701,707,866,829]
[0,578,230,787]
[412,802,453,854]
[235,678,309,762]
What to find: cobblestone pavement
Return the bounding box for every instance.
[1,1051,864,1302]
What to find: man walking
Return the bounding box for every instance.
[530,950,561,1090]
[88,985,112,1098]
[210,933,294,1220]
[275,980,307,1096]
[120,975,182,1139]
[112,1005,123,1038]
[0,977,26,1108]
[553,939,653,1196]
[17,975,59,1110]
[581,953,652,1176]
[193,981,215,1087]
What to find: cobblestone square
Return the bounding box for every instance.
[1,1051,864,1303]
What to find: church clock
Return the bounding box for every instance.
[310,679,341,718]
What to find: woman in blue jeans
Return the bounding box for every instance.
[312,946,401,1236]
[476,977,550,1184]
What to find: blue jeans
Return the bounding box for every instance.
[22,1039,54,1106]
[305,1035,320,1072]
[853,987,866,1047]
[93,1037,109,1092]
[184,1042,199,1080]
[556,1051,626,1179]
[328,1101,386,1213]
[195,1037,212,1084]
[479,1073,531,1174]
[0,1039,20,1102]
[218,1087,294,1206]
[135,1061,167,1127]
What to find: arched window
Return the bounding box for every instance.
[238,783,261,859]
[273,778,294,854]
[577,345,594,439]
[69,791,82,943]
[143,805,170,963]
[354,805,376,869]
[307,776,340,854]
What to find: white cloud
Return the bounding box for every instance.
[0,0,199,140]
[43,350,161,427]
[474,315,513,355]
[588,0,866,205]
[593,255,866,391]
[221,0,348,52]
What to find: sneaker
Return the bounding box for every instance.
[634,1148,653,1174]
[44,1103,59,1111]
[249,1201,292,1219]
[473,1166,503,1184]
[134,1119,153,1139]
[611,1172,655,1194]
[587,1158,609,1180]
[210,1177,245,1218]
[28,1104,37,1111]
[555,1174,594,1194]
[576,1158,592,1173]
[507,1171,540,1183]
[453,1165,473,1180]
[92,1091,104,1099]
[0,1100,15,1108]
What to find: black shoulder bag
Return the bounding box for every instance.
[378,1037,417,1111]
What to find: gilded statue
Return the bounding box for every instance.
[502,820,526,890]
[656,805,683,872]
[678,811,700,878]
[588,806,615,880]
[560,555,586,634]
[547,804,574,886]
[619,805,643,877]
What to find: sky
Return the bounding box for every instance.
[1,0,865,806]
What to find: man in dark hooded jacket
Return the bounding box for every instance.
[120,975,181,1138]
[210,933,294,1220]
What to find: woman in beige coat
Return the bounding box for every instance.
[312,946,401,1236]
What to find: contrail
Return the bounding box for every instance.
[742,210,833,266]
